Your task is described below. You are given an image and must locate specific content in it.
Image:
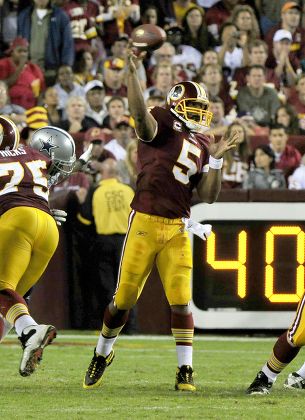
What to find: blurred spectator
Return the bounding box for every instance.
[20,105,49,145]
[216,22,244,81]
[140,0,175,27]
[229,4,261,47]
[288,74,305,130]
[84,80,107,126]
[83,127,116,180]
[73,49,96,86]
[182,6,216,54]
[165,26,202,80]
[198,64,234,114]
[108,34,147,90]
[173,0,196,25]
[265,2,305,67]
[63,0,99,52]
[54,65,85,111]
[236,65,281,126]
[256,0,299,35]
[206,96,231,136]
[0,80,26,128]
[143,62,174,101]
[60,95,97,155]
[0,0,19,53]
[146,94,165,108]
[102,95,128,135]
[222,121,250,188]
[233,40,280,89]
[104,117,134,161]
[288,154,305,189]
[201,49,219,67]
[97,0,140,52]
[206,0,240,40]
[269,123,301,177]
[103,57,127,101]
[243,144,286,189]
[141,4,159,25]
[275,104,300,135]
[18,0,74,86]
[0,36,45,109]
[266,29,299,87]
[117,139,138,190]
[42,86,64,127]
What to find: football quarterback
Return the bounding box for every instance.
[83,49,239,391]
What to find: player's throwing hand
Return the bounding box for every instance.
[208,130,240,159]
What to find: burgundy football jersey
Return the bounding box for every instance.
[131,107,210,218]
[0,146,51,216]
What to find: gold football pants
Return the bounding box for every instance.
[288,291,305,346]
[114,210,193,309]
[0,206,59,296]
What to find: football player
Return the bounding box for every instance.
[0,118,91,376]
[83,50,240,391]
[247,290,305,394]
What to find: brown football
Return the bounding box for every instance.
[131,24,166,51]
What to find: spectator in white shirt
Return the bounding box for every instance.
[54,65,85,111]
[84,80,107,126]
[104,117,134,161]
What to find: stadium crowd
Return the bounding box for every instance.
[2,0,305,329]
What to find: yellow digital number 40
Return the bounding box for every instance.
[206,226,305,303]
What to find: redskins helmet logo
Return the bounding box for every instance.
[0,124,3,146]
[169,84,185,101]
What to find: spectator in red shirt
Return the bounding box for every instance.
[265,2,305,66]
[269,123,301,177]
[0,37,45,109]
[233,39,280,89]
[103,58,127,101]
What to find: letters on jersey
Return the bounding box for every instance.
[0,146,51,216]
[131,107,210,218]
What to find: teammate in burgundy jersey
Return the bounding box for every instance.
[83,51,239,391]
[0,120,84,378]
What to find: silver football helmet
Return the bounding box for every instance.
[30,126,76,185]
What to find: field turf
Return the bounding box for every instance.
[0,333,304,419]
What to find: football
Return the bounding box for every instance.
[131,24,166,51]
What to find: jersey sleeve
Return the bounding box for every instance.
[136,106,168,143]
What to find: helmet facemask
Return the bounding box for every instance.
[48,153,76,186]
[173,98,213,133]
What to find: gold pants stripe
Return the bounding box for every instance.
[288,291,305,346]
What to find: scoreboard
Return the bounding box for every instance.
[189,202,305,329]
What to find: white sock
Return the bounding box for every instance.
[176,345,193,367]
[96,334,117,357]
[296,362,305,379]
[262,364,277,382]
[14,315,38,337]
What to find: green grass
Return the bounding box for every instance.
[0,333,304,419]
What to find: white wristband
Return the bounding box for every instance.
[209,155,223,170]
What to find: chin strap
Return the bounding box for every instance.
[182,217,212,241]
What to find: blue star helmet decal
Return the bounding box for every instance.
[39,135,59,157]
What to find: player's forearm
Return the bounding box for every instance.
[127,66,156,140]
[197,169,222,203]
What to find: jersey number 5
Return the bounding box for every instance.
[173,139,201,185]
[0,160,49,201]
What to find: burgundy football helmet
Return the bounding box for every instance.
[166,81,213,132]
[0,116,20,150]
